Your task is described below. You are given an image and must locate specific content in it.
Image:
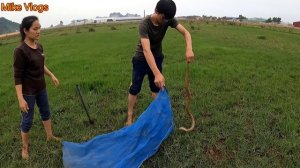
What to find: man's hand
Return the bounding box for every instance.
[154,73,165,89]
[186,50,194,63]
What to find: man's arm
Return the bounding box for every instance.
[141,38,165,88]
[176,24,194,63]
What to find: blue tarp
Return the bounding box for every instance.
[62,89,174,168]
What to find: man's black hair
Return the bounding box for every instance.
[156,0,176,20]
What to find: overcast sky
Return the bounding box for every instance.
[1,0,299,27]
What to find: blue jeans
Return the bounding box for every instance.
[129,56,163,95]
[20,89,51,133]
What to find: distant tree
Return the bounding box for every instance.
[272,17,281,24]
[277,17,282,23]
[265,17,281,24]
[265,18,272,23]
[238,15,247,21]
[109,12,123,17]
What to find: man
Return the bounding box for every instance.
[126,0,194,125]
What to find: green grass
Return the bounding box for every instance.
[1,21,300,167]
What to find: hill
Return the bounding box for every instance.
[0,17,19,35]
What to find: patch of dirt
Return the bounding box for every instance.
[205,145,224,163]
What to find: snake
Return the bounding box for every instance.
[179,62,195,132]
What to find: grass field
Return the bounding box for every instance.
[1,20,300,167]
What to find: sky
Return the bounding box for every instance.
[0,0,299,27]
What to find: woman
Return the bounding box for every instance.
[13,16,60,160]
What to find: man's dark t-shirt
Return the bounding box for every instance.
[134,15,178,61]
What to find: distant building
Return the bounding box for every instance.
[115,17,142,22]
[94,17,142,23]
[94,17,116,23]
[109,12,141,18]
[247,18,267,23]
[293,21,300,28]
[224,17,238,22]
[69,15,142,25]
[70,19,93,25]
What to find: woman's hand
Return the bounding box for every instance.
[19,98,29,113]
[51,75,60,87]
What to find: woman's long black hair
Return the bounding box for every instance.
[19,16,39,41]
